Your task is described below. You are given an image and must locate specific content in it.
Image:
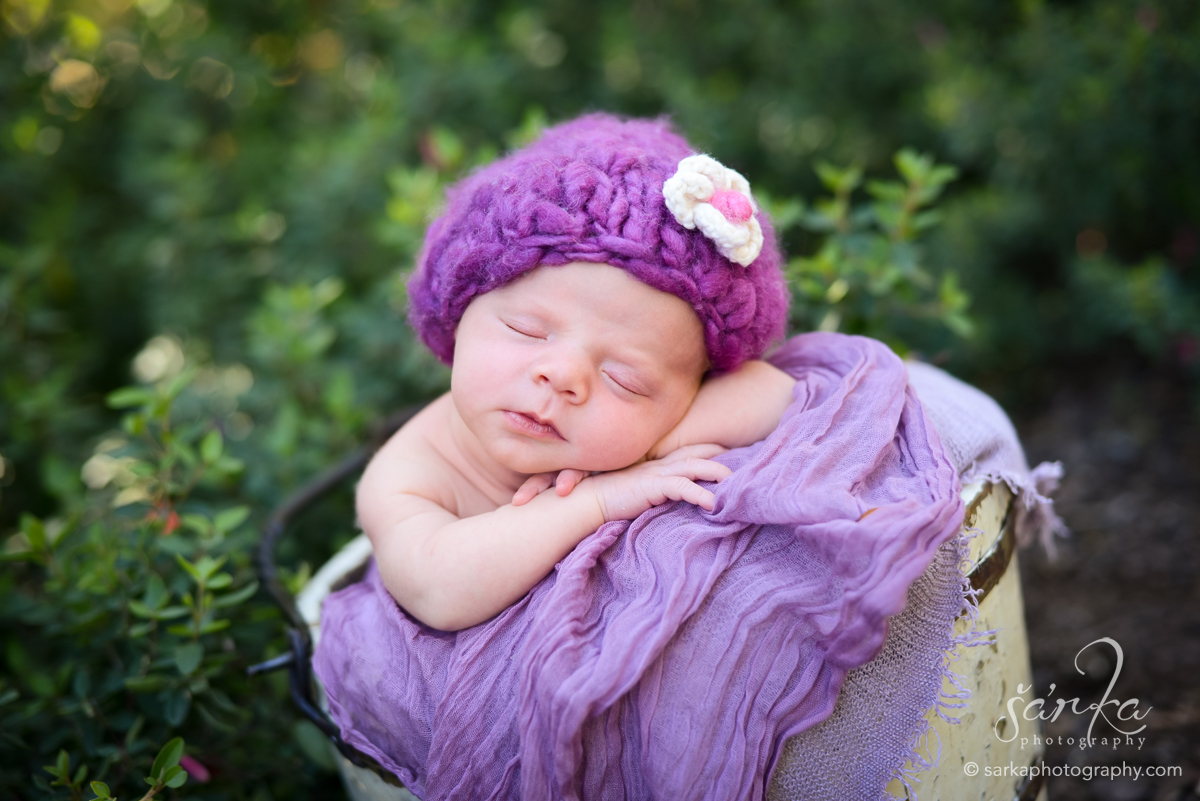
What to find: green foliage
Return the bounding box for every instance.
[2,0,1200,798]
[2,366,285,796]
[786,150,971,351]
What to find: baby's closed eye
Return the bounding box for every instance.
[503,319,546,339]
[602,369,647,397]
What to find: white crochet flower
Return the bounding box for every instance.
[662,154,764,266]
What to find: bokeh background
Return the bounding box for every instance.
[2,0,1198,798]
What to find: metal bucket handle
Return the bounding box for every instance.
[250,406,422,778]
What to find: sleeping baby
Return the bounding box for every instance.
[357,113,797,631]
[317,113,981,799]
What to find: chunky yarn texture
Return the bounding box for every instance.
[407,114,789,372]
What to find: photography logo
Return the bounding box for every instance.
[995,637,1151,750]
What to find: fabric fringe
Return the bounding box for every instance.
[883,525,998,801]
[962,461,1069,556]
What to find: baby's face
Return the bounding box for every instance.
[451,262,707,476]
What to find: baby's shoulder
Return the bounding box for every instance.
[359,396,462,510]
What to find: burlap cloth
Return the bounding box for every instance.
[767,360,1062,800]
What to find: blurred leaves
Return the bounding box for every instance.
[2,0,1200,798]
[788,151,972,350]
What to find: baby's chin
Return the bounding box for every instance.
[493,447,646,477]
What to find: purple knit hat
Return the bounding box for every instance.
[407,113,789,372]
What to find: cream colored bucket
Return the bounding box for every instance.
[297,482,1046,801]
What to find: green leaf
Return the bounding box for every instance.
[200,429,223,464]
[206,572,232,589]
[312,276,345,308]
[212,455,244,475]
[814,161,862,194]
[20,514,46,550]
[174,642,204,676]
[213,579,259,608]
[156,606,190,620]
[944,312,976,338]
[181,513,213,537]
[163,692,191,726]
[144,573,168,609]
[130,601,188,621]
[128,600,156,619]
[193,555,227,581]
[44,751,68,781]
[73,763,88,784]
[911,210,943,232]
[90,780,112,800]
[107,387,154,409]
[174,554,202,582]
[123,675,169,693]
[129,619,155,637]
[893,148,932,182]
[125,715,145,750]
[162,369,195,401]
[72,668,91,698]
[167,438,197,468]
[198,619,231,634]
[865,180,905,202]
[928,164,959,185]
[150,737,185,781]
[213,505,249,534]
[163,764,188,788]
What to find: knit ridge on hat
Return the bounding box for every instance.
[407,113,789,372]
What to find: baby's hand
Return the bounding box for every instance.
[585,444,731,522]
[512,468,591,506]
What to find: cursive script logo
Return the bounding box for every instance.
[995,638,1152,744]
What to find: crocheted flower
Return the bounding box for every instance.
[662,154,764,266]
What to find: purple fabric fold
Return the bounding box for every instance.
[314,332,965,800]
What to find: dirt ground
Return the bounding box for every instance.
[1013,364,1200,801]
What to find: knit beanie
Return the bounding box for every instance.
[407,113,789,372]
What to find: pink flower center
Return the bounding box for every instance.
[709,189,753,223]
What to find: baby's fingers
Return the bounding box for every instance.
[513,473,554,506]
[660,475,718,511]
[662,457,732,484]
[554,468,590,496]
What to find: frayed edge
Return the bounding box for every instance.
[936,526,996,725]
[882,526,996,801]
[886,723,942,800]
[961,462,1069,557]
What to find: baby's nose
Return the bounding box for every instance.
[534,349,590,402]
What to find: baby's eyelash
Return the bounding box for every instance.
[505,322,543,338]
[604,371,645,397]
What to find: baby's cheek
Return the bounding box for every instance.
[593,415,664,468]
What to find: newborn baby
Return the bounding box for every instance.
[358,114,796,631]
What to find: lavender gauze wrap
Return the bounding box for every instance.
[406,114,789,372]
[314,332,967,800]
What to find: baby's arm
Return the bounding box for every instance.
[360,441,730,632]
[647,359,795,459]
